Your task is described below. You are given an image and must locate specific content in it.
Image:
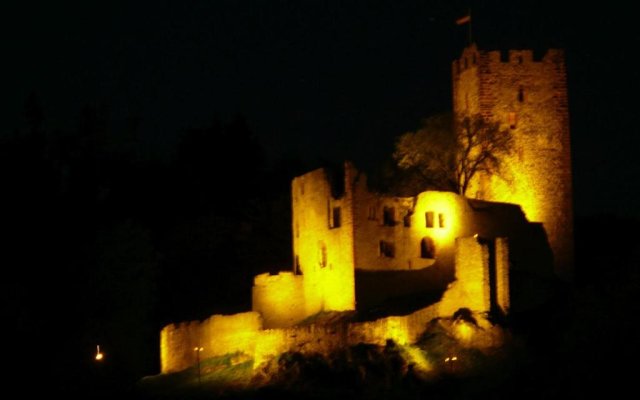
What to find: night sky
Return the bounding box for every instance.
[4,0,639,218]
[3,1,640,397]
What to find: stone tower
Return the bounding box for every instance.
[452,44,573,280]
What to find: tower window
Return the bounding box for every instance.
[518,87,524,103]
[331,207,341,228]
[379,240,395,258]
[421,237,436,259]
[508,112,517,129]
[517,55,523,64]
[438,213,445,228]
[425,211,434,228]
[383,207,396,226]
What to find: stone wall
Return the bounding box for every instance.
[160,312,262,374]
[495,237,510,314]
[252,272,305,328]
[453,44,573,280]
[291,162,356,315]
[438,237,490,317]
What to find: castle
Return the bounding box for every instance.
[158,45,572,374]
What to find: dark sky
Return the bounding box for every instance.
[3,0,639,218]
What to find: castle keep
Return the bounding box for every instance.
[453,45,573,279]
[158,45,572,374]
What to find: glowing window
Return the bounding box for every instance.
[421,237,436,259]
[425,211,434,228]
[379,241,395,258]
[438,213,445,228]
[331,207,341,228]
[383,207,395,226]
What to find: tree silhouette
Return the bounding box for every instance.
[393,113,513,195]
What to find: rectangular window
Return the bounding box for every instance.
[425,211,434,228]
[383,207,395,226]
[379,240,395,258]
[508,112,517,129]
[438,213,445,228]
[331,207,341,228]
[403,212,411,227]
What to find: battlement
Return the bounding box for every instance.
[453,44,566,77]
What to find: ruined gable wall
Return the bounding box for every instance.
[291,163,356,315]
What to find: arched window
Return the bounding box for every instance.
[421,237,436,259]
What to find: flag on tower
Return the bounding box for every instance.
[456,14,471,25]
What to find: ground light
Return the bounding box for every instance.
[95,345,104,361]
[194,347,204,385]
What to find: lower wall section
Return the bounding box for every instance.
[160,236,508,374]
[160,312,262,373]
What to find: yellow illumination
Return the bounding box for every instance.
[455,321,473,342]
[402,345,432,372]
[95,345,104,361]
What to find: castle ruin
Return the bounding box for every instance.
[158,45,572,374]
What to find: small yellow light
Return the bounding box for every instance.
[95,345,104,361]
[194,347,203,352]
[445,357,450,362]
[452,356,458,361]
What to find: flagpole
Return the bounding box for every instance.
[468,8,473,45]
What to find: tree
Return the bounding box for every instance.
[393,113,513,196]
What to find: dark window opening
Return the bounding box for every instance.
[318,242,327,268]
[379,240,395,258]
[517,55,523,64]
[472,53,477,64]
[421,237,436,259]
[438,213,445,228]
[518,87,524,103]
[383,207,396,226]
[403,212,411,227]
[331,207,341,228]
[508,112,517,129]
[425,211,435,228]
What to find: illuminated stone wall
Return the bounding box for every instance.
[352,185,474,274]
[160,312,262,373]
[438,237,490,317]
[252,272,305,328]
[160,236,510,374]
[495,237,510,314]
[292,162,356,315]
[453,45,573,280]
